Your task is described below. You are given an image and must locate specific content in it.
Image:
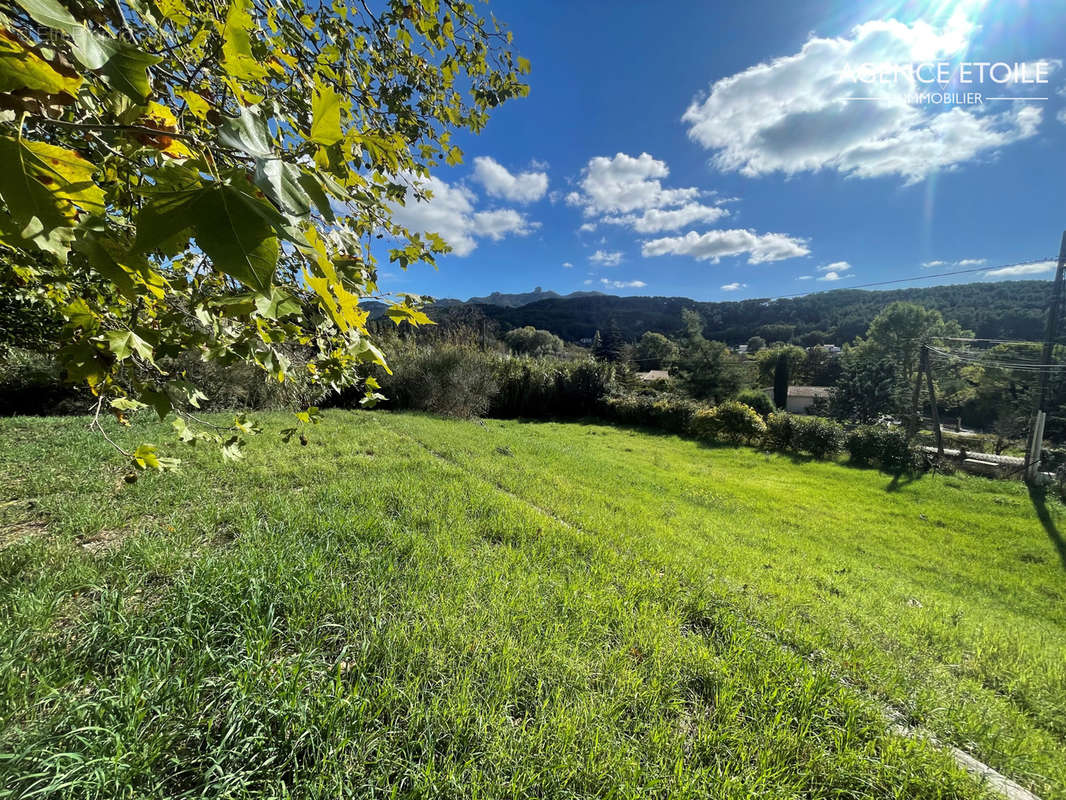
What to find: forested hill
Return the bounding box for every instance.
[435,280,1053,344]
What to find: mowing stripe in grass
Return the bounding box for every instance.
[393,418,1045,800]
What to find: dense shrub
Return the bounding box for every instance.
[490,358,617,418]
[734,389,775,418]
[846,425,915,472]
[765,413,844,459]
[600,393,701,434]
[0,349,88,416]
[691,401,766,445]
[764,412,797,451]
[379,346,498,418]
[791,416,845,459]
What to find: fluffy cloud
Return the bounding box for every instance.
[817,261,850,272]
[682,15,1043,183]
[471,157,548,203]
[642,229,810,264]
[578,222,597,233]
[599,278,647,289]
[603,202,729,233]
[562,261,574,268]
[720,282,746,291]
[567,153,701,215]
[984,260,1056,278]
[590,249,624,266]
[818,270,850,281]
[389,175,535,256]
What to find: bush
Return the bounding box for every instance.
[790,416,845,459]
[846,425,915,472]
[734,389,775,418]
[766,413,844,459]
[764,412,797,451]
[690,401,766,445]
[380,345,498,418]
[490,357,617,419]
[600,393,701,434]
[0,348,89,416]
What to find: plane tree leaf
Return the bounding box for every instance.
[0,0,530,466]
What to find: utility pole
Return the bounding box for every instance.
[1025,231,1066,481]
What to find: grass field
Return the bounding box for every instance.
[1,410,1064,799]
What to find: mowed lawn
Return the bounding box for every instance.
[0,411,1064,799]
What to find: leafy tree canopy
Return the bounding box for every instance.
[0,0,528,468]
[635,330,678,371]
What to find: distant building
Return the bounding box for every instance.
[785,386,832,415]
[636,370,671,382]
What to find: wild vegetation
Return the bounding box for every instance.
[2,411,1064,798]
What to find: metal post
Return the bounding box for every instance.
[1025,231,1066,481]
[909,346,926,441]
[925,357,943,456]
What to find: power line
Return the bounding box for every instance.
[768,256,1057,300]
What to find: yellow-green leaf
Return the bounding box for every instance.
[310,73,342,146]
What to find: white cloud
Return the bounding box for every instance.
[923,257,987,268]
[797,275,814,280]
[471,156,548,203]
[472,209,537,241]
[1058,109,1066,126]
[603,202,729,233]
[720,282,746,291]
[984,260,1056,278]
[642,229,810,264]
[568,152,700,215]
[600,278,647,289]
[562,261,574,268]
[590,249,624,266]
[817,261,850,272]
[818,270,850,281]
[578,222,597,233]
[682,15,1043,183]
[389,174,534,256]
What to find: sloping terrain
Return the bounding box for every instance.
[1,411,1063,798]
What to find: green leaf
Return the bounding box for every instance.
[254,159,311,217]
[219,106,274,158]
[220,435,246,461]
[296,170,335,222]
[310,73,342,146]
[220,0,267,82]
[69,30,161,102]
[140,387,172,420]
[0,31,82,95]
[135,185,283,291]
[12,0,80,34]
[194,186,280,292]
[0,136,96,260]
[103,329,154,362]
[254,287,301,320]
[132,443,180,471]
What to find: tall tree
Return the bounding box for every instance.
[773,352,790,410]
[635,331,679,370]
[0,0,529,468]
[676,309,744,401]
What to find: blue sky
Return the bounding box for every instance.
[382,0,1066,302]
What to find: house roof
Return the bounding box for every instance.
[789,386,832,397]
[636,370,670,381]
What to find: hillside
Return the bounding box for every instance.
[427,280,1053,344]
[2,411,1064,797]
